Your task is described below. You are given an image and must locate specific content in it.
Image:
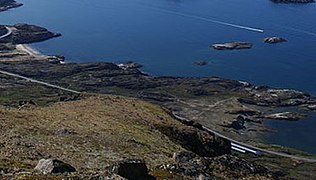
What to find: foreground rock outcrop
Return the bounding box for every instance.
[110,159,154,180]
[158,152,283,179]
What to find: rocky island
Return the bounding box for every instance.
[212,42,253,50]
[264,37,287,44]
[0,0,22,11]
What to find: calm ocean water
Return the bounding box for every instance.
[1,0,316,153]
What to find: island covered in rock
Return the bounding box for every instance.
[264,37,287,44]
[212,42,253,50]
[0,0,22,11]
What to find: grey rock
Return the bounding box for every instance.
[173,151,197,163]
[34,159,76,174]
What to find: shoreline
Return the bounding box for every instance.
[15,44,46,57]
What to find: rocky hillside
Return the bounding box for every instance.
[0,94,283,179]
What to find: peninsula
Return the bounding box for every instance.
[0,0,22,11]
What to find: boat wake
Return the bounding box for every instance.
[147,6,264,33]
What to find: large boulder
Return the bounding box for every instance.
[111,159,154,180]
[34,159,76,174]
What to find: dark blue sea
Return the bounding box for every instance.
[1,0,316,153]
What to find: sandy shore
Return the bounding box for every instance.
[15,44,45,57]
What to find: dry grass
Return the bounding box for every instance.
[0,94,184,172]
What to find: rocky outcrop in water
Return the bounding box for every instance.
[194,60,208,66]
[264,37,287,44]
[212,42,252,50]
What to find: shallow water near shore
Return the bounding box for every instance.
[1,0,316,153]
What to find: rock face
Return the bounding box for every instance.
[212,42,252,50]
[0,23,61,44]
[173,151,197,163]
[230,119,246,130]
[264,37,287,44]
[111,159,153,180]
[270,0,314,3]
[34,159,76,174]
[0,0,22,12]
[157,124,231,157]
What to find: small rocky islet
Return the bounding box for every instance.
[264,37,287,44]
[211,41,253,50]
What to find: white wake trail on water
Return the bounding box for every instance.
[147,6,264,33]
